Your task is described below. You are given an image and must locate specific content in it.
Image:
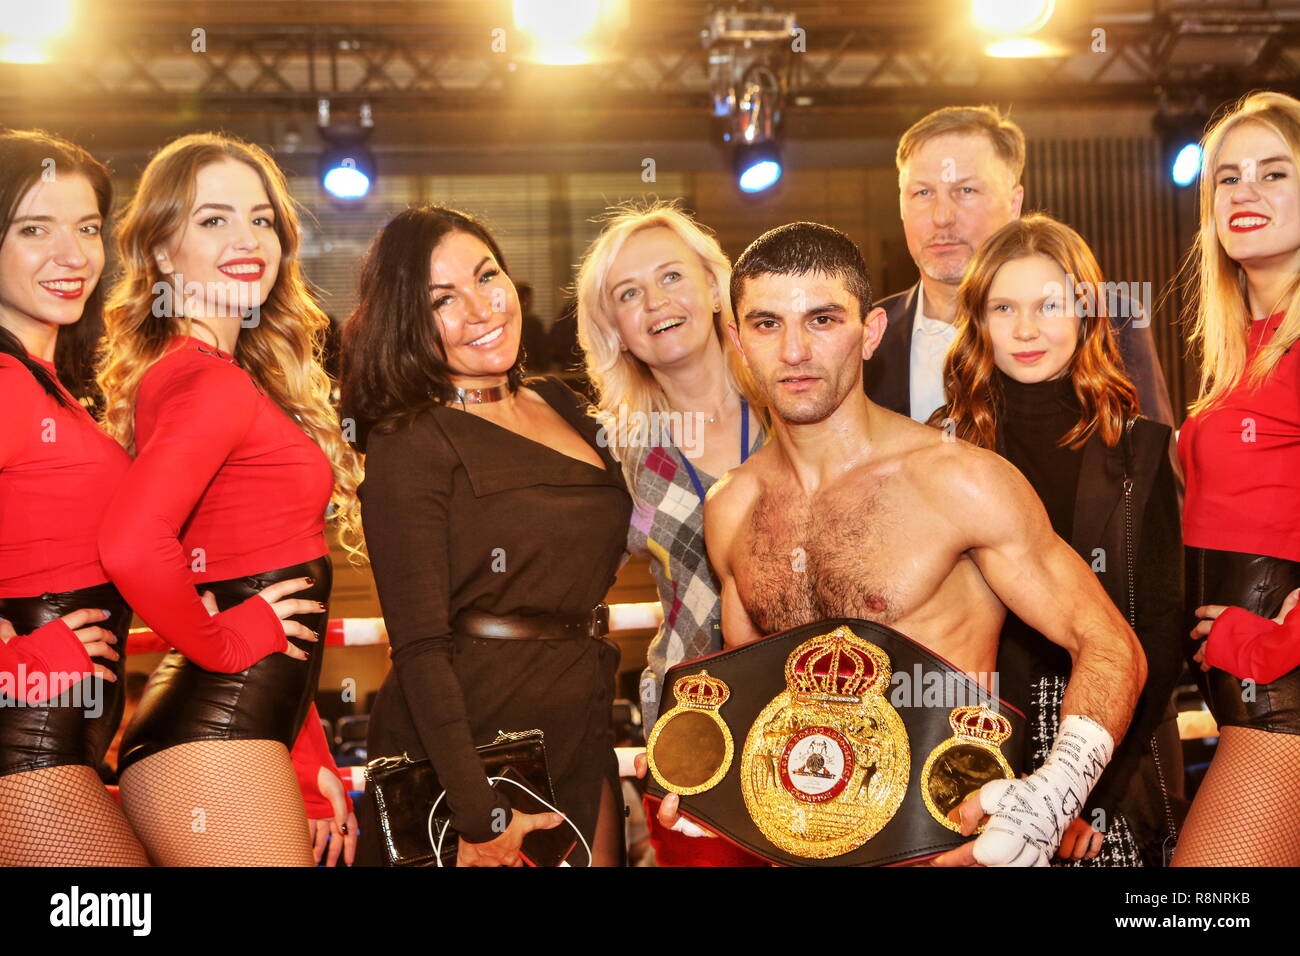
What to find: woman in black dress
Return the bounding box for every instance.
[342,206,631,866]
[931,214,1185,866]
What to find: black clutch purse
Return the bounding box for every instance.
[365,728,579,867]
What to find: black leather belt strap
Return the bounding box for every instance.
[452,603,610,641]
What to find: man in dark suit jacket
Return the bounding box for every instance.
[866,106,1176,432]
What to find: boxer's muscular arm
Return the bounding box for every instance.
[704,472,763,648]
[937,447,1145,743]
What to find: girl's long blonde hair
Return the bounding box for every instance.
[97,132,363,556]
[1185,90,1300,415]
[576,199,761,498]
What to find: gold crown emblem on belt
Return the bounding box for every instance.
[949,705,1012,744]
[787,628,891,701]
[675,670,731,710]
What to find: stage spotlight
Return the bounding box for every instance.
[731,61,786,194]
[736,142,783,194]
[972,0,1061,58]
[1171,143,1203,188]
[512,0,628,65]
[971,0,1055,34]
[318,100,376,200]
[1154,109,1210,189]
[320,143,375,199]
[0,0,75,63]
[706,9,794,194]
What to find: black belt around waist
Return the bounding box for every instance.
[452,604,609,641]
[644,618,1025,867]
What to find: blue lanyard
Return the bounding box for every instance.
[673,398,750,501]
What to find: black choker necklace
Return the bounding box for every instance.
[452,383,511,405]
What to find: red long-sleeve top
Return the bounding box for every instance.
[1180,311,1300,683]
[0,618,93,703]
[1,351,126,702]
[1,353,130,595]
[96,335,346,816]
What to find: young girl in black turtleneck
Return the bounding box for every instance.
[930,213,1185,867]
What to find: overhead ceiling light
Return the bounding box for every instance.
[0,0,75,63]
[707,10,794,194]
[972,0,1060,59]
[736,141,783,194]
[1154,109,1211,189]
[1171,143,1202,188]
[512,0,629,65]
[971,0,1055,35]
[318,100,377,200]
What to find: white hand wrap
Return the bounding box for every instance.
[670,816,713,838]
[972,714,1114,867]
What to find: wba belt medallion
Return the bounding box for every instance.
[739,625,910,859]
[921,705,1014,832]
[646,670,734,796]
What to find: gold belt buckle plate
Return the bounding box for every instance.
[740,625,910,859]
[920,705,1014,832]
[646,670,734,796]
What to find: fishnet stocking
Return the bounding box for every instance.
[1173,726,1300,867]
[0,764,149,866]
[119,738,314,866]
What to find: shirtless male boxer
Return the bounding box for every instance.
[683,221,1146,866]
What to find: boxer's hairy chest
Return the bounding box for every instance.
[732,469,958,636]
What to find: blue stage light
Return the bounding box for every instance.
[736,142,782,193]
[1172,142,1202,187]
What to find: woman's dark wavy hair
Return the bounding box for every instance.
[340,205,524,453]
[0,129,112,409]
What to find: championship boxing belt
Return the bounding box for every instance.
[644,618,1026,866]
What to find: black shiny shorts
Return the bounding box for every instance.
[116,556,332,774]
[1186,546,1300,735]
[0,581,131,778]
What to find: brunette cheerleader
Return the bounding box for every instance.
[0,128,148,865]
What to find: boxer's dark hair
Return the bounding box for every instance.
[730,222,873,321]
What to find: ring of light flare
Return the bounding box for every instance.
[513,0,610,65]
[972,0,1055,35]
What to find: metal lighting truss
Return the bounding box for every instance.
[4,2,1300,120]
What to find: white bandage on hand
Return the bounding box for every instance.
[972,714,1115,867]
[671,816,713,838]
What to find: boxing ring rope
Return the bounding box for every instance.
[121,601,1217,742]
[123,602,667,653]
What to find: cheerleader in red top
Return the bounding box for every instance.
[0,129,148,865]
[1177,91,1300,866]
[96,133,362,866]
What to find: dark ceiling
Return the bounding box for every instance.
[5,1,1300,155]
